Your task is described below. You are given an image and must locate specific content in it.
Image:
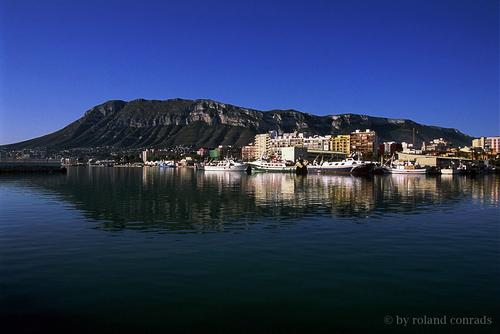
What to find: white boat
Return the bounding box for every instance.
[388,161,427,174]
[441,168,458,175]
[197,159,248,171]
[308,158,374,175]
[250,159,296,172]
[159,160,176,168]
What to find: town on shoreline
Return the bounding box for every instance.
[1,129,499,175]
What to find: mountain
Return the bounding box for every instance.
[1,98,472,150]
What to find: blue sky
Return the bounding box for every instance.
[0,0,498,144]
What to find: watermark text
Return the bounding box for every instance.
[384,315,494,327]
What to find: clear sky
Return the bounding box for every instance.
[0,0,498,144]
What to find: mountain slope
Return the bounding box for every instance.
[2,98,472,149]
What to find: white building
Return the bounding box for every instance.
[402,142,422,154]
[269,132,332,151]
[275,146,308,162]
[141,149,154,163]
[252,131,342,160]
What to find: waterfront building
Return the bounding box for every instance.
[331,135,351,155]
[472,137,487,150]
[397,152,471,168]
[269,132,306,149]
[401,142,422,154]
[488,137,500,154]
[269,132,333,152]
[472,136,500,154]
[274,146,308,162]
[221,146,242,160]
[303,135,332,151]
[251,129,378,159]
[241,144,257,161]
[423,138,451,152]
[350,129,378,157]
[141,149,154,163]
[380,141,402,156]
[254,131,331,158]
[254,133,271,158]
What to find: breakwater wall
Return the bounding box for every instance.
[0,161,67,174]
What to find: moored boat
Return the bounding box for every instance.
[197,159,248,171]
[441,168,458,175]
[250,159,296,172]
[308,158,374,176]
[388,161,427,174]
[159,160,176,168]
[372,165,389,175]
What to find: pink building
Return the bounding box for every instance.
[241,144,257,161]
[488,137,500,154]
[197,147,209,157]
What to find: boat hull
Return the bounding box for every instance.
[202,164,248,171]
[251,165,295,172]
[308,163,374,176]
[372,166,388,175]
[388,168,427,174]
[351,163,375,176]
[308,166,353,174]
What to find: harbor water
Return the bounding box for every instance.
[0,167,498,333]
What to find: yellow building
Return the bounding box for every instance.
[472,137,486,149]
[331,135,351,155]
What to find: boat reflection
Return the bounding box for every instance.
[0,168,498,232]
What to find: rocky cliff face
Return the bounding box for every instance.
[2,98,472,149]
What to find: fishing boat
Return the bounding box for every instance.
[197,159,248,171]
[440,168,458,175]
[306,156,324,173]
[456,161,487,175]
[388,161,427,174]
[372,164,390,175]
[250,159,296,172]
[308,157,374,176]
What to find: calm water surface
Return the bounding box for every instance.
[0,167,499,333]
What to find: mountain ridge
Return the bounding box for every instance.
[1,98,473,150]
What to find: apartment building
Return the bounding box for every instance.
[350,129,377,157]
[472,136,500,154]
[331,135,351,154]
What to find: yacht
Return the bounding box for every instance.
[197,159,248,171]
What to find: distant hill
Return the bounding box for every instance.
[1,98,472,150]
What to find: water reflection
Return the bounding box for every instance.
[0,168,498,232]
